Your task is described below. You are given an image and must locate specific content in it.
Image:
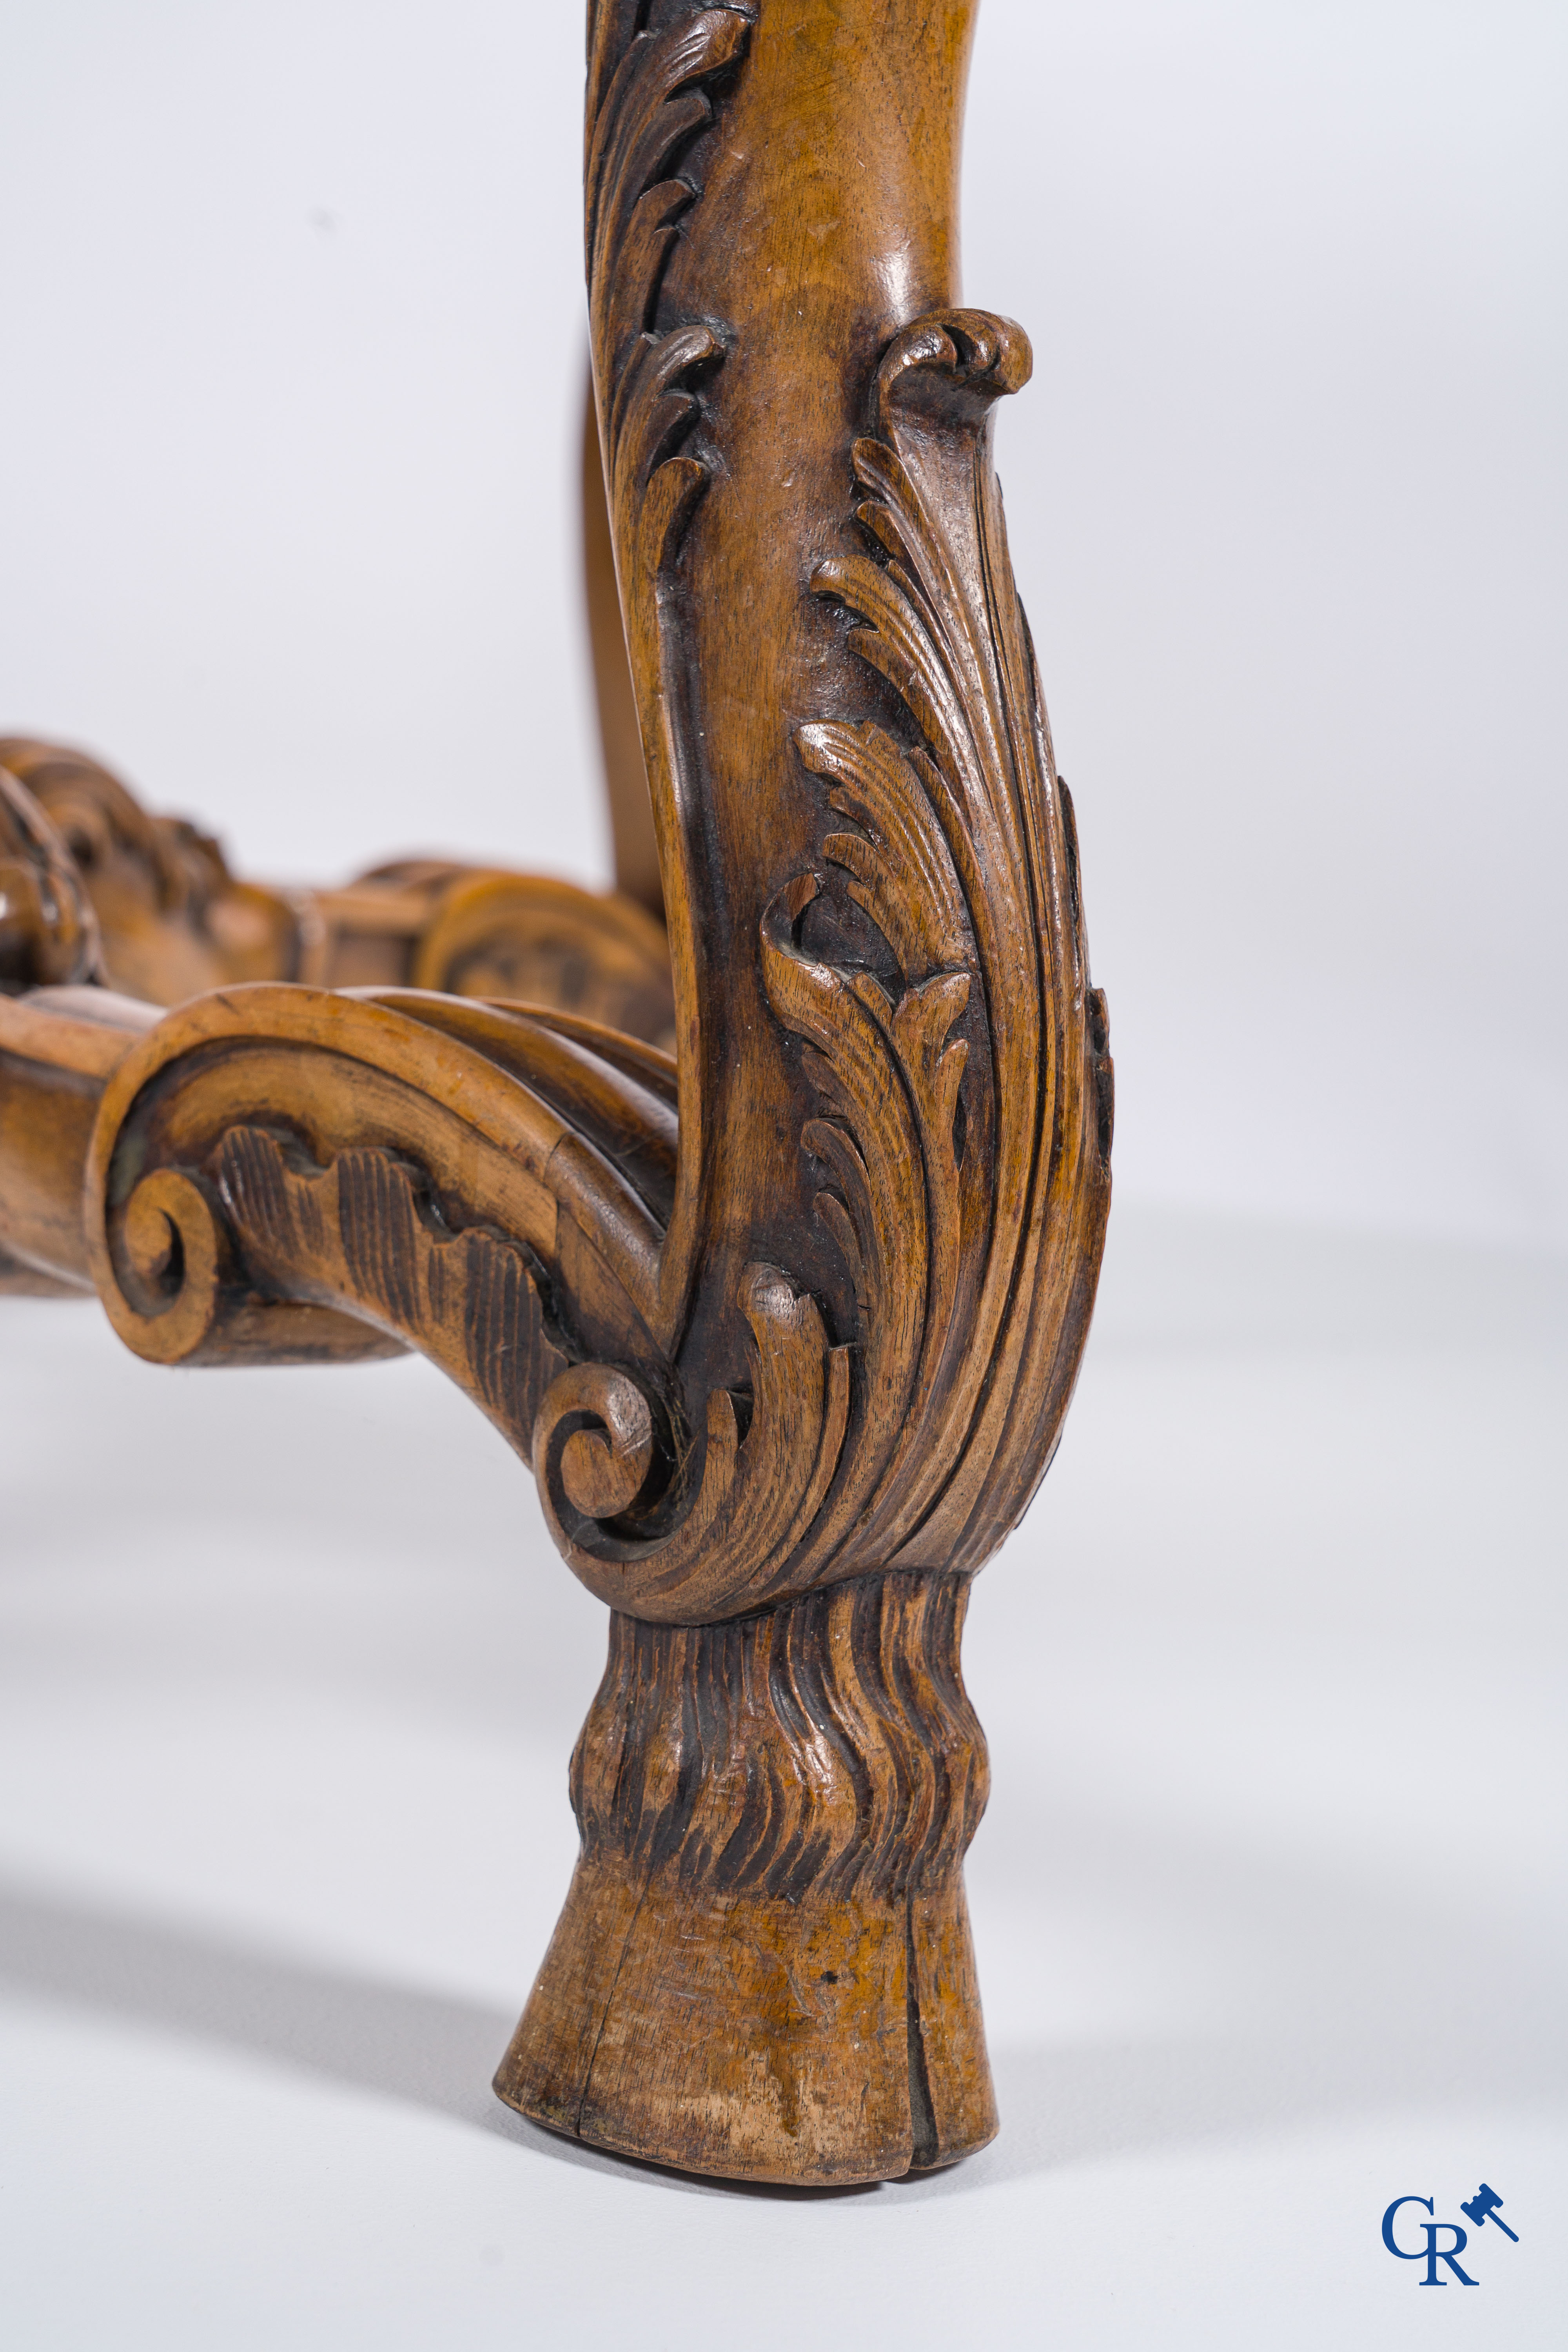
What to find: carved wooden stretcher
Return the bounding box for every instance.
[0,0,1111,2183]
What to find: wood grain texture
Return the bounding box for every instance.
[582,379,664,919]
[0,0,1113,2183]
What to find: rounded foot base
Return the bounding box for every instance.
[494,1570,998,2185]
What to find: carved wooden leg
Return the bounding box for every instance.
[507,0,1112,2179]
[0,0,1111,2185]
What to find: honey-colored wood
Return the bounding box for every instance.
[582,382,664,920]
[0,739,674,1046]
[0,0,1112,2184]
[0,758,104,993]
[1,738,296,1004]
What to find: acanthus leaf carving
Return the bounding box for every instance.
[583,3,754,1349]
[757,307,1113,1581]
[544,307,1111,1613]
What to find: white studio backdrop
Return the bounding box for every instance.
[1,0,1564,1249]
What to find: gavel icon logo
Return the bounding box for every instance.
[1459,2183,1520,2242]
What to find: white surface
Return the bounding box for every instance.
[2,0,1564,1243]
[3,1210,1564,2347]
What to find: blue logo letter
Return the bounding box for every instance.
[1381,2197,1477,2285]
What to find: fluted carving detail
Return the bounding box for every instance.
[572,1570,987,1900]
